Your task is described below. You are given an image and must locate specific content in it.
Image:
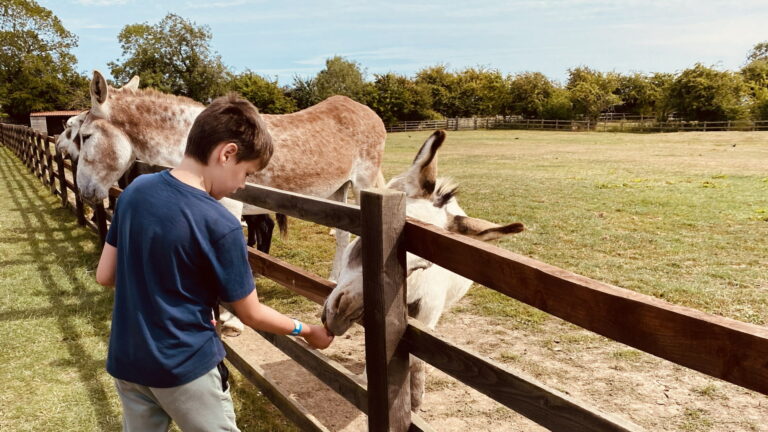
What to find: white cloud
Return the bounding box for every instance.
[74,0,130,5]
[185,0,257,9]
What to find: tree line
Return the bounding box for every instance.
[3,2,768,127]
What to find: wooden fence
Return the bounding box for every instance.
[387,117,768,133]
[3,122,768,431]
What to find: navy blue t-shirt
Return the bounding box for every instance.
[105,170,254,388]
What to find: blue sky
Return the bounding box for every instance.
[40,0,768,86]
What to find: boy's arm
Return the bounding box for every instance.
[96,243,117,287]
[230,290,334,349]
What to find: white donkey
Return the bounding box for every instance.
[321,130,525,410]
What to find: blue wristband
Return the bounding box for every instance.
[290,318,303,336]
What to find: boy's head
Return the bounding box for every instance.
[185,93,273,169]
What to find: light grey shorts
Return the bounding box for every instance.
[114,363,239,432]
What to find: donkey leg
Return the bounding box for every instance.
[410,356,427,411]
[329,181,352,282]
[244,214,274,252]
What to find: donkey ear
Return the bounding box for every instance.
[90,70,109,106]
[123,75,140,91]
[447,214,524,242]
[387,130,447,197]
[411,130,445,194]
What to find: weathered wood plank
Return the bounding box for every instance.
[223,341,331,432]
[231,183,361,235]
[70,159,86,226]
[361,189,410,431]
[405,319,642,431]
[247,248,333,305]
[256,330,369,413]
[403,218,768,395]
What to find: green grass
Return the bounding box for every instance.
[3,129,768,430]
[268,130,768,327]
[0,146,294,432]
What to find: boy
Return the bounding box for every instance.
[95,93,334,431]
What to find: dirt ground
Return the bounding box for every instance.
[224,298,767,432]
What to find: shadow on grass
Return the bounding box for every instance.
[0,146,118,429]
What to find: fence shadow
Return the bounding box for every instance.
[0,146,119,429]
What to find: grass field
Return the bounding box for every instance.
[1,130,767,431]
[265,130,768,327]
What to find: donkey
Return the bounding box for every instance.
[63,71,386,279]
[63,71,386,336]
[321,130,525,410]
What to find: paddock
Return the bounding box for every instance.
[1,125,767,431]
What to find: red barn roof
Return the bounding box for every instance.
[30,110,85,117]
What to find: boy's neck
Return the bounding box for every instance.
[170,156,211,194]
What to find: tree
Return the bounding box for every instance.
[507,72,555,118]
[566,66,621,121]
[414,65,456,117]
[451,67,508,117]
[368,73,435,126]
[228,71,296,114]
[541,88,574,120]
[313,56,368,103]
[747,41,768,63]
[666,64,749,121]
[741,59,768,89]
[0,0,88,121]
[109,13,229,103]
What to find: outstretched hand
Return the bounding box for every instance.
[303,324,335,349]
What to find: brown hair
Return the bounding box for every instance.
[185,93,273,168]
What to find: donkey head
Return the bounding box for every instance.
[321,130,524,336]
[56,74,139,160]
[73,71,140,203]
[55,110,88,159]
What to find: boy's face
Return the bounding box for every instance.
[207,142,263,200]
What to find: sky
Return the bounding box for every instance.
[39,0,768,86]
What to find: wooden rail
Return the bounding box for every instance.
[386,117,768,133]
[3,122,767,432]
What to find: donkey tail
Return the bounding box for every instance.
[276,213,288,238]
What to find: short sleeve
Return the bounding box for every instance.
[105,200,120,247]
[209,228,255,302]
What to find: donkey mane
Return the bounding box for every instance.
[433,177,459,208]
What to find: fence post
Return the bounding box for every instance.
[55,151,68,208]
[47,137,56,194]
[360,188,409,432]
[71,160,87,226]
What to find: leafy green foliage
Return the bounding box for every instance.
[507,72,555,118]
[313,56,368,103]
[367,72,436,126]
[566,66,621,121]
[0,0,88,121]
[414,64,456,117]
[667,64,749,121]
[228,71,296,114]
[108,13,229,103]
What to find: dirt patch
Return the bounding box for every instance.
[224,298,767,431]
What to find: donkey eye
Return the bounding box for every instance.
[81,134,92,141]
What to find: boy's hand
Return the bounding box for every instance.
[302,324,334,349]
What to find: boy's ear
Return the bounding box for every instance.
[218,142,239,163]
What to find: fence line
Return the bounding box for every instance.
[3,123,767,431]
[387,117,768,133]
